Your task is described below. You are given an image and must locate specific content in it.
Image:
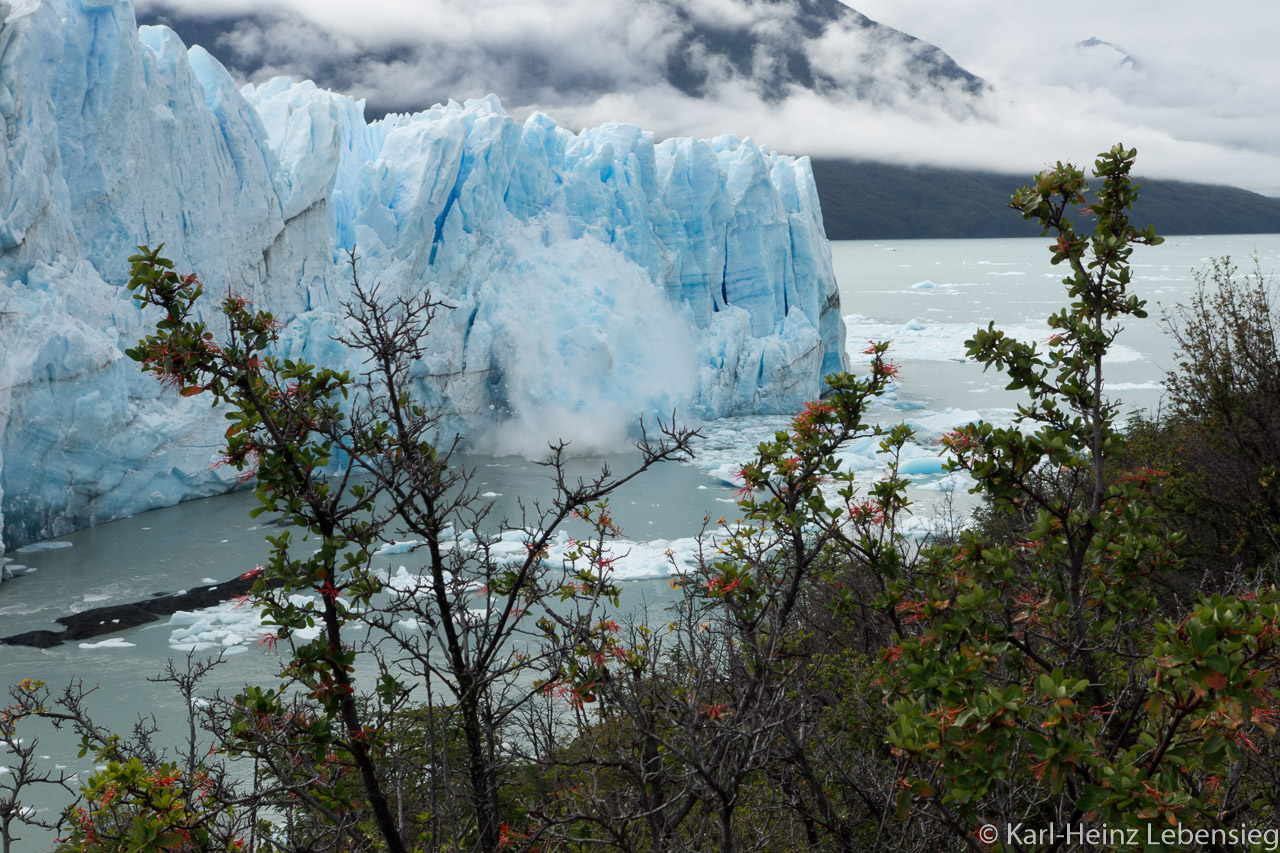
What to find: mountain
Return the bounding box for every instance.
[810,160,1280,240]
[0,0,843,554]
[136,0,988,119]
[136,1,1280,237]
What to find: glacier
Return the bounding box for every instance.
[0,0,846,564]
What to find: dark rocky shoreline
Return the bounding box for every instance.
[0,574,271,649]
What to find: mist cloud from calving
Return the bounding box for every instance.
[137,0,1280,195]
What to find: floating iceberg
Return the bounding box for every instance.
[0,0,846,557]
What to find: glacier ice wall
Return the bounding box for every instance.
[0,0,846,556]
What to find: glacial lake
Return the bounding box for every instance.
[3,233,1278,836]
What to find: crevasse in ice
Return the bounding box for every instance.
[0,0,846,557]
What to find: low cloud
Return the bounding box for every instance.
[136,0,1280,196]
[853,0,1280,193]
[547,83,1280,197]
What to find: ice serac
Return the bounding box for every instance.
[0,0,846,555]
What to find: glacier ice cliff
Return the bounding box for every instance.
[0,0,846,560]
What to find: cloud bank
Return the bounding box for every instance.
[135,0,1280,195]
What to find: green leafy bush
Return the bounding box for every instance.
[879,146,1280,849]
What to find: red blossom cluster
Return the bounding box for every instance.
[847,500,885,526]
[1116,467,1170,485]
[792,399,836,438]
[701,575,743,595]
[539,680,596,709]
[499,821,540,851]
[941,428,978,453]
[700,702,729,720]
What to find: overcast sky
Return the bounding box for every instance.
[852,0,1280,192]
[136,0,1280,195]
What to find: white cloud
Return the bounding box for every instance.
[135,0,1280,195]
[852,0,1280,189]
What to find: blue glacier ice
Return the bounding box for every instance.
[0,0,846,562]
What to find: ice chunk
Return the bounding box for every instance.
[78,638,137,649]
[166,593,320,651]
[899,457,947,476]
[13,541,73,553]
[376,541,422,555]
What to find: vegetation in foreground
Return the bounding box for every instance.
[3,145,1279,852]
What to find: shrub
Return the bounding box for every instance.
[1158,256,1280,578]
[880,145,1280,849]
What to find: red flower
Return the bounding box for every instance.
[1117,467,1170,484]
[848,500,885,526]
[223,292,254,311]
[701,575,743,595]
[941,429,976,452]
[700,702,729,720]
